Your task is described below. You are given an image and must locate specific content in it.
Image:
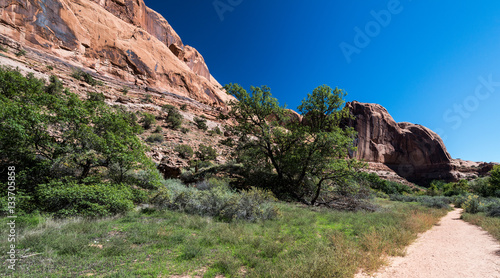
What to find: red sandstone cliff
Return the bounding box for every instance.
[0,0,232,106]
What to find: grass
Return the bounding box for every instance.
[0,200,446,277]
[461,213,500,241]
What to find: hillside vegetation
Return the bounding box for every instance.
[1,67,499,277]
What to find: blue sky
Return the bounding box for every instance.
[146,0,500,163]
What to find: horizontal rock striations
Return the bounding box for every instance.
[0,0,232,106]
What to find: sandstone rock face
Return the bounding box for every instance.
[0,0,232,106]
[345,101,455,184]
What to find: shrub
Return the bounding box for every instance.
[359,173,412,195]
[180,127,190,134]
[146,134,163,143]
[487,205,500,217]
[193,116,208,130]
[36,181,135,217]
[175,144,194,159]
[143,94,153,103]
[46,65,53,71]
[122,86,129,95]
[152,179,280,221]
[87,92,105,102]
[180,104,188,111]
[70,68,102,86]
[15,49,27,57]
[219,137,235,147]
[389,195,451,209]
[162,104,183,129]
[463,194,481,214]
[0,45,7,52]
[489,165,500,197]
[140,113,156,129]
[153,125,163,133]
[196,144,217,161]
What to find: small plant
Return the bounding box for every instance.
[0,45,7,52]
[180,127,190,134]
[210,126,223,135]
[153,125,163,133]
[193,116,208,131]
[140,113,156,129]
[87,92,105,102]
[175,144,194,159]
[219,137,235,147]
[196,144,217,161]
[15,49,27,57]
[71,68,103,86]
[46,65,54,71]
[162,104,183,129]
[143,94,153,103]
[122,86,129,95]
[180,104,188,111]
[463,194,481,214]
[146,134,163,143]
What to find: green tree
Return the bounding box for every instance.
[162,104,183,129]
[225,83,361,205]
[489,165,500,197]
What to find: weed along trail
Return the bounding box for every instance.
[357,208,500,278]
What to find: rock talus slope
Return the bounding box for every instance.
[0,0,232,106]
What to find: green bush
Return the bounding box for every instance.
[463,194,481,213]
[37,181,135,217]
[152,179,280,221]
[389,195,451,209]
[140,113,156,129]
[359,173,412,195]
[175,144,194,159]
[122,86,129,95]
[180,104,188,111]
[193,116,208,130]
[219,137,235,147]
[0,45,7,52]
[196,144,217,161]
[153,125,163,133]
[15,49,26,57]
[146,134,163,143]
[70,68,103,86]
[143,94,153,103]
[162,104,183,129]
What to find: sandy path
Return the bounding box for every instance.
[357,208,500,278]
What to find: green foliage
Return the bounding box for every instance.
[489,165,500,197]
[225,83,361,206]
[143,94,153,103]
[209,126,222,136]
[193,116,208,130]
[196,144,217,161]
[359,173,412,195]
[152,179,280,222]
[37,180,135,217]
[389,195,452,209]
[175,144,194,159]
[146,134,163,143]
[153,125,163,133]
[70,68,103,86]
[180,104,187,111]
[121,86,129,95]
[139,112,156,129]
[162,104,183,129]
[462,194,481,213]
[0,67,161,215]
[46,65,53,71]
[15,49,26,57]
[180,127,189,134]
[0,45,7,52]
[219,137,235,147]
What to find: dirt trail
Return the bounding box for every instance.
[357,208,500,278]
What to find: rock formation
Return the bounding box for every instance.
[0,0,232,106]
[344,101,493,185]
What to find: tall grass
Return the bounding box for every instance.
[0,200,446,277]
[461,213,500,241]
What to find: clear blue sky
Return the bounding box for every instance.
[146,0,500,163]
